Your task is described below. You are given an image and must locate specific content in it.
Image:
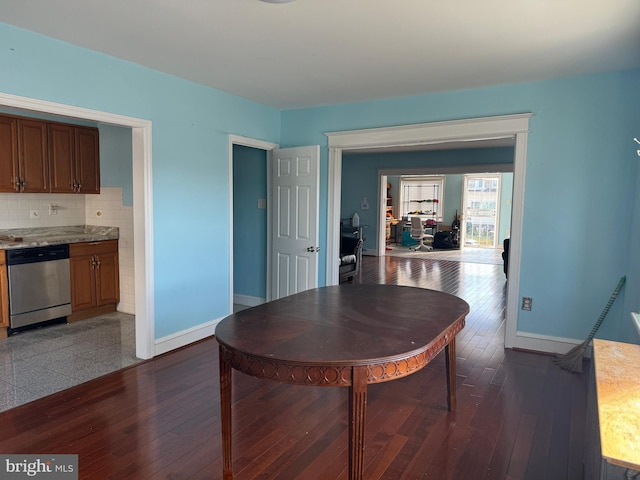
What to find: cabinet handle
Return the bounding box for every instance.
[76,183,82,192]
[14,178,21,192]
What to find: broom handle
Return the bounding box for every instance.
[585,276,626,342]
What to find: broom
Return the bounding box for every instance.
[554,275,626,373]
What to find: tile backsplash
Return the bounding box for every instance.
[0,187,135,315]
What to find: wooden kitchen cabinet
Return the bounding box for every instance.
[0,250,8,338]
[17,118,50,193]
[0,115,19,192]
[49,123,100,194]
[68,240,119,322]
[0,115,49,193]
[0,113,99,194]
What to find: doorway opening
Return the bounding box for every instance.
[326,113,531,349]
[228,135,278,312]
[0,91,153,361]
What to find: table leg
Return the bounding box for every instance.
[349,365,368,480]
[445,338,457,412]
[219,346,233,479]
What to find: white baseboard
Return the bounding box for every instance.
[153,318,591,359]
[233,294,266,307]
[154,317,222,356]
[513,331,592,357]
[153,295,264,357]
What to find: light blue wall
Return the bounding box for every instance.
[628,147,640,342]
[341,148,514,252]
[3,19,639,346]
[283,70,640,344]
[443,174,463,228]
[233,145,267,299]
[0,22,280,339]
[99,124,133,206]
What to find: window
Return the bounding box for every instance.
[399,175,444,221]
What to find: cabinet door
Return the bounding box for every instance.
[49,123,76,193]
[75,127,100,194]
[96,251,119,306]
[70,255,97,311]
[0,116,19,193]
[17,119,49,193]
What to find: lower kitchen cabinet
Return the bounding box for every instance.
[68,240,119,322]
[0,250,8,338]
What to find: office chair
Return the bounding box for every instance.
[409,216,433,251]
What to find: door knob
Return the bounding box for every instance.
[307,246,320,253]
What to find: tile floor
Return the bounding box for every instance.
[0,312,141,413]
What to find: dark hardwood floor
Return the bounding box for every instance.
[0,255,588,479]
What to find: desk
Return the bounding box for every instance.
[215,284,469,479]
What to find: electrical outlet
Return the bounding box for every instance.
[30,209,40,219]
[521,297,532,311]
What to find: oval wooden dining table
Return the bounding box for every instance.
[215,284,470,480]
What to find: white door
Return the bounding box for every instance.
[271,146,320,300]
[461,174,501,248]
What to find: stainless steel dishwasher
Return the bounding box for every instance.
[7,244,72,331]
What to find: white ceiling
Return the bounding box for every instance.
[0,0,639,110]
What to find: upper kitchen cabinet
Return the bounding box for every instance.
[18,119,50,193]
[0,115,19,192]
[49,124,100,194]
[0,113,99,194]
[0,115,49,193]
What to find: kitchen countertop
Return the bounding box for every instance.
[593,338,640,471]
[0,225,119,249]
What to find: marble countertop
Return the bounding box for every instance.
[0,225,119,249]
[593,338,640,470]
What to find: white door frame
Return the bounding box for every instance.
[228,135,279,312]
[0,91,155,359]
[326,113,530,348]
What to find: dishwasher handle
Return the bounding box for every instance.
[7,244,70,265]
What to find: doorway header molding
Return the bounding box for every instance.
[325,113,532,150]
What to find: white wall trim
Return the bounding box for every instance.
[228,135,279,312]
[513,331,592,357]
[504,131,529,348]
[326,114,531,149]
[154,318,221,356]
[326,113,531,350]
[233,294,266,307]
[0,91,154,360]
[326,147,342,285]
